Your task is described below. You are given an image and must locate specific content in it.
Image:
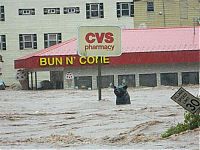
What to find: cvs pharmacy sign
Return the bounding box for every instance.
[78,26,121,57]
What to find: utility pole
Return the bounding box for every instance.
[162,0,166,27]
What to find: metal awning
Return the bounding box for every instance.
[14,27,200,70]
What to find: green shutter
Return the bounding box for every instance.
[130,2,134,17]
[58,33,62,43]
[19,9,23,15]
[0,6,5,21]
[2,35,6,50]
[44,34,48,48]
[100,3,104,18]
[56,8,60,14]
[44,8,48,14]
[19,34,24,50]
[75,7,80,13]
[33,34,37,49]
[116,3,120,18]
[86,3,90,19]
[31,9,35,15]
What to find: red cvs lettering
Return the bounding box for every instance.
[85,32,114,43]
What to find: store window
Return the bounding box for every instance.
[44,33,61,48]
[0,35,6,50]
[118,74,135,87]
[0,6,5,21]
[19,9,35,15]
[64,7,80,14]
[86,3,104,19]
[19,34,37,50]
[161,73,178,86]
[117,2,134,17]
[97,75,114,88]
[50,71,63,89]
[139,73,157,87]
[182,72,199,85]
[147,1,154,12]
[44,8,60,14]
[74,76,92,89]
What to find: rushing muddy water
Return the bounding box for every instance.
[0,86,199,149]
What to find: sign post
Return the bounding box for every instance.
[171,87,200,114]
[98,57,102,101]
[78,26,121,100]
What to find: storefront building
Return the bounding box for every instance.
[0,0,134,85]
[14,27,200,89]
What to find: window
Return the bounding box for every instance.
[19,9,35,15]
[182,72,199,85]
[0,35,6,50]
[117,2,134,17]
[147,1,154,12]
[19,34,37,50]
[44,8,60,14]
[97,75,114,88]
[118,74,136,87]
[44,33,61,48]
[161,73,178,86]
[0,6,5,21]
[50,71,63,89]
[139,73,157,87]
[86,3,104,19]
[74,76,92,89]
[64,7,80,14]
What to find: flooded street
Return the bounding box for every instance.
[0,86,199,149]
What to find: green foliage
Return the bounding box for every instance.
[184,112,200,130]
[161,111,200,138]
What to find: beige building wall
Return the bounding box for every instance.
[63,63,199,89]
[134,0,200,28]
[0,0,134,85]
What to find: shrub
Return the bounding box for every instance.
[184,112,200,130]
[161,111,200,138]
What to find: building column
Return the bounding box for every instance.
[92,75,97,90]
[35,72,37,90]
[64,78,74,89]
[63,71,74,89]
[30,72,33,90]
[114,75,118,87]
[156,73,161,86]
[178,72,182,86]
[135,73,140,87]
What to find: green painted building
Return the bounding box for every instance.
[134,0,200,28]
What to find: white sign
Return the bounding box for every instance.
[171,87,200,114]
[65,72,74,80]
[78,26,121,57]
[16,69,27,81]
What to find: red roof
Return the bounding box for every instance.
[15,27,200,69]
[123,27,199,52]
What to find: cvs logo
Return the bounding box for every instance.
[85,32,114,44]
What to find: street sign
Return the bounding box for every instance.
[78,26,122,101]
[171,87,200,114]
[78,26,121,57]
[65,72,74,80]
